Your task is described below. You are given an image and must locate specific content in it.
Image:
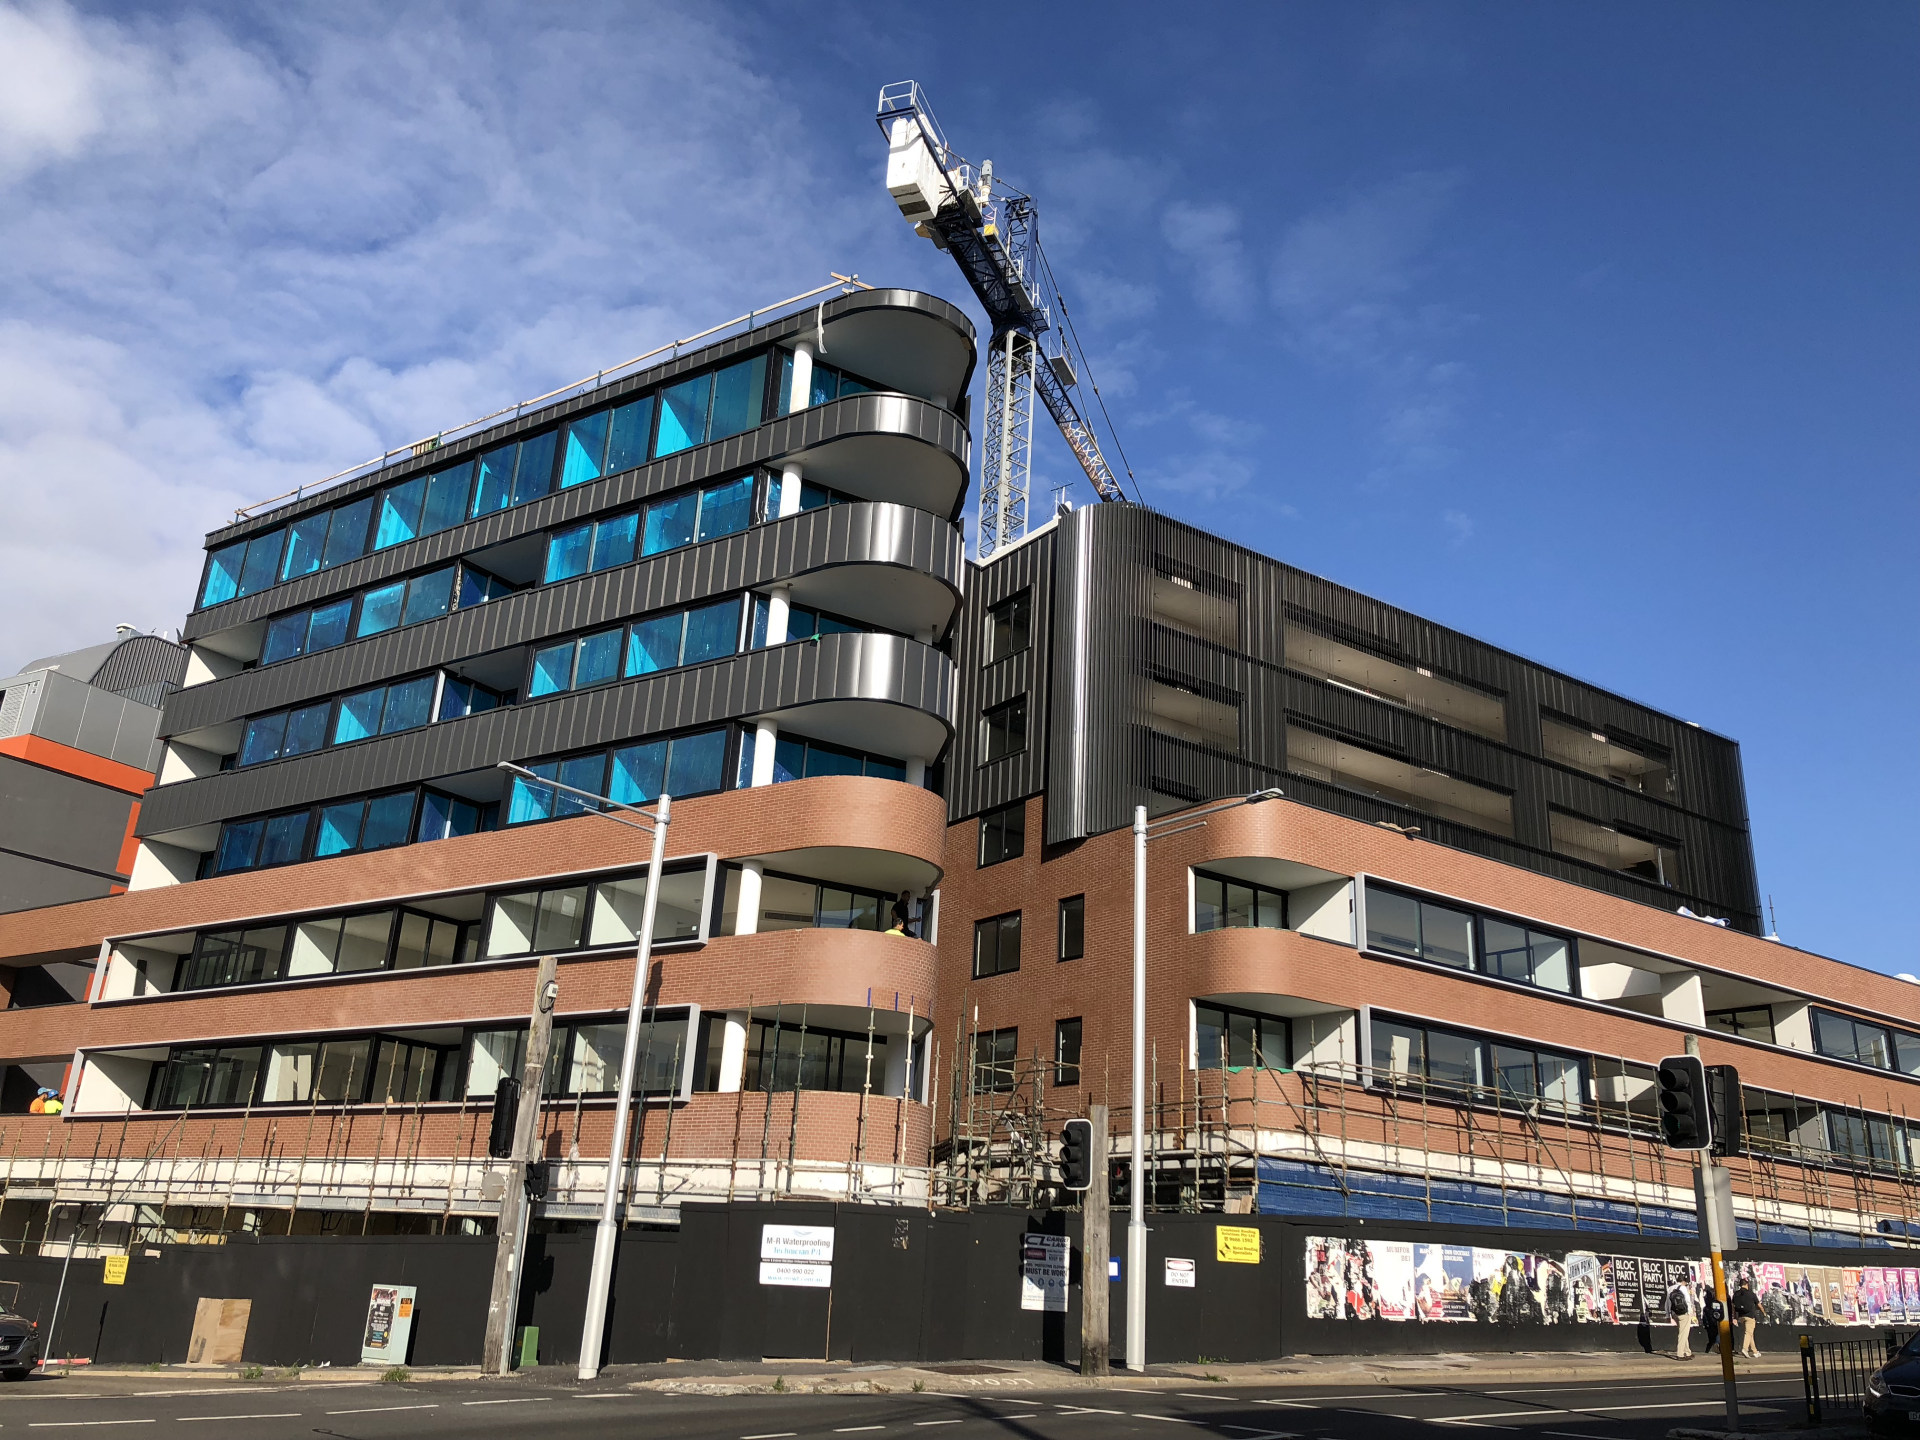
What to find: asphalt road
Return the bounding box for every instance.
[0,1372,1813,1438]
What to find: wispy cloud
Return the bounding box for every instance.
[1162,200,1254,320]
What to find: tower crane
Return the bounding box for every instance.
[877,81,1131,557]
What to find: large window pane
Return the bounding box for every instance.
[471,443,517,516]
[697,474,754,541]
[283,702,331,756]
[576,629,623,688]
[590,512,638,571]
[666,730,726,796]
[609,742,666,804]
[507,763,557,824]
[1426,1031,1484,1091]
[680,598,740,664]
[287,917,344,976]
[1491,1046,1538,1102]
[335,687,385,743]
[545,523,592,584]
[356,582,404,637]
[308,598,353,651]
[655,374,712,457]
[401,568,455,626]
[263,613,308,665]
[642,492,697,555]
[1539,1054,1582,1115]
[559,410,611,488]
[465,1030,524,1097]
[214,819,263,873]
[627,614,683,675]
[568,1022,624,1093]
[375,478,426,549]
[281,514,328,579]
[258,811,309,867]
[530,642,575,697]
[1530,932,1572,993]
[314,1038,370,1102]
[606,397,653,473]
[379,676,435,734]
[237,531,284,597]
[510,432,557,506]
[239,713,288,767]
[554,754,606,816]
[360,791,415,850]
[1481,918,1531,982]
[487,893,539,957]
[707,355,766,442]
[205,1048,262,1106]
[421,462,473,534]
[318,499,371,570]
[336,911,394,972]
[533,887,588,951]
[315,801,364,857]
[202,542,246,607]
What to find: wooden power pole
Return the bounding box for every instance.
[1081,1103,1111,1376]
[483,955,559,1376]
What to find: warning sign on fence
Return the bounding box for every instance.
[1216,1226,1261,1264]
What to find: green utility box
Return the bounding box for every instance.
[515,1326,539,1369]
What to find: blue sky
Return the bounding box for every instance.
[0,2,1913,973]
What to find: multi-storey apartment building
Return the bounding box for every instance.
[0,286,1913,1269]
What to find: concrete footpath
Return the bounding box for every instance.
[36,1348,1805,1397]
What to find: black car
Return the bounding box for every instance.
[1867,1333,1920,1429]
[0,1314,39,1380]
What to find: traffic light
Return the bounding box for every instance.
[1656,1055,1712,1150]
[1707,1063,1743,1158]
[1060,1118,1093,1191]
[487,1077,520,1158]
[524,1160,550,1201]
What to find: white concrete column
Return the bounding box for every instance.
[717,1011,750,1092]
[764,585,791,647]
[904,757,927,786]
[734,860,765,935]
[788,339,815,414]
[750,718,780,786]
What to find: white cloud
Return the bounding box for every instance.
[0,1,927,671]
[1162,200,1254,320]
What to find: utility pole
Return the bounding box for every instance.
[483,955,559,1376]
[1684,1033,1739,1430]
[1080,1103,1110,1377]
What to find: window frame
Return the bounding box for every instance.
[1194,1001,1289,1072]
[1361,880,1580,998]
[980,695,1029,763]
[984,589,1032,663]
[1366,1008,1586,1119]
[972,911,1022,979]
[1054,1017,1083,1087]
[1057,895,1085,961]
[977,802,1026,868]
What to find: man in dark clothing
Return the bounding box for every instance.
[1731,1279,1762,1357]
[890,890,917,937]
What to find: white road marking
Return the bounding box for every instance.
[29,1424,158,1430]
[1220,1428,1300,1438]
[741,1432,796,1438]
[914,1423,965,1428]
[1433,1398,1743,1424]
[1054,1409,1125,1417]
[1543,1432,1618,1439]
[834,1428,886,1433]
[1178,1393,1232,1400]
[462,1397,551,1405]
[174,1416,301,1423]
[1257,1393,1444,1404]
[324,1404,439,1415]
[1132,1415,1205,1425]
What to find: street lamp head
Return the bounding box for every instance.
[496,760,534,779]
[1245,787,1286,804]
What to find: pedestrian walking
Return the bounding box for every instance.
[1669,1279,1695,1359]
[1731,1278,1762,1358]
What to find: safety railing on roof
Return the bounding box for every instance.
[231,273,876,523]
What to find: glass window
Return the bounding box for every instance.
[1193,870,1285,932]
[421,461,473,534]
[552,754,605,816]
[1425,1030,1484,1092]
[237,530,285,597]
[375,477,426,549]
[334,687,384,743]
[239,713,288,767]
[567,1022,625,1094]
[415,789,482,843]
[864,754,906,781]
[666,730,727,797]
[282,702,330,756]
[559,410,611,488]
[179,926,287,990]
[696,475,754,542]
[642,491,697,555]
[361,791,415,850]
[281,513,328,580]
[507,763,558,824]
[576,629,623,689]
[258,811,309,867]
[655,373,713,457]
[356,581,405,637]
[510,433,557,507]
[982,696,1027,761]
[201,541,247,607]
[681,598,741,665]
[707,355,766,442]
[627,613,683,675]
[609,741,666,805]
[486,893,540,957]
[1197,1004,1286,1070]
[973,911,1021,978]
[263,613,308,665]
[308,598,353,651]
[315,800,364,857]
[546,523,592,583]
[379,676,435,734]
[213,819,263,873]
[401,568,455,626]
[972,1027,1018,1093]
[1896,1033,1920,1078]
[317,498,371,570]
[1055,1018,1083,1086]
[530,642,575,697]
[1366,887,1472,969]
[605,397,653,474]
[471,443,517,516]
[1059,895,1085,960]
[465,1030,524,1098]
[1377,1018,1431,1083]
[978,802,1025,866]
[392,911,461,969]
[534,886,588,951]
[986,590,1031,661]
[1706,1008,1776,1045]
[591,511,638,571]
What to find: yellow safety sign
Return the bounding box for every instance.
[1215,1226,1261,1263]
[103,1255,129,1286]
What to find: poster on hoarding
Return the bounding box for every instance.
[1370,1242,1416,1320]
[1413,1244,1473,1321]
[359,1284,416,1366]
[1566,1253,1607,1324]
[1020,1234,1069,1312]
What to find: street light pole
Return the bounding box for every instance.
[1125,787,1284,1374]
[493,762,671,1381]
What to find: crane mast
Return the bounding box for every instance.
[877,82,1127,558]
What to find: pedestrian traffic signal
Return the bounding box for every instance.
[1656,1055,1712,1151]
[1060,1118,1094,1191]
[1706,1063,1743,1158]
[487,1077,520,1158]
[524,1160,550,1201]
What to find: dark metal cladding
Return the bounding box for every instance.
[160,502,964,738]
[945,526,1056,823]
[136,632,954,839]
[949,503,1761,934]
[88,635,189,708]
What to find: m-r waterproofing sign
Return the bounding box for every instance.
[760,1223,834,1287]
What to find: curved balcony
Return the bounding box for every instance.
[0,775,949,968]
[160,501,964,747]
[655,926,938,1015]
[137,633,953,846]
